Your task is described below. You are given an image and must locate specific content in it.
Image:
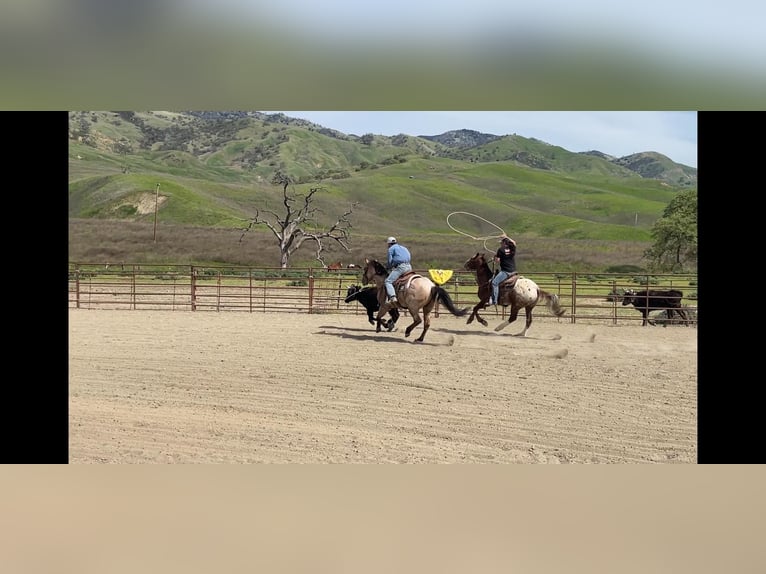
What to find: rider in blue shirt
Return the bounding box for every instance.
[384,237,412,304]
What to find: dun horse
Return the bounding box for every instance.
[463,252,565,336]
[361,258,468,343]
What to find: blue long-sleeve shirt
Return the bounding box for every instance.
[387,244,411,268]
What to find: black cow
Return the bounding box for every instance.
[344,285,400,329]
[622,289,689,326]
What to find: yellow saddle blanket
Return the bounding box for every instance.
[428,269,453,285]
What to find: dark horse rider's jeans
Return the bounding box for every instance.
[491,270,511,303]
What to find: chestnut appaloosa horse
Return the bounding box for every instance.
[361,258,467,343]
[463,252,565,336]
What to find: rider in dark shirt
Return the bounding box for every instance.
[489,235,516,305]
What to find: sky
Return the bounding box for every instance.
[272,111,698,168]
[3,3,762,109]
[220,1,764,73]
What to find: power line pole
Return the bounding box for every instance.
[153,183,160,241]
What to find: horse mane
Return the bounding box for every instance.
[478,254,491,275]
[470,253,492,278]
[371,259,387,275]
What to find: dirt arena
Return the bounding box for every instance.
[69,308,697,463]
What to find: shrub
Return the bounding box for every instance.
[632,276,659,286]
[605,264,645,274]
[605,288,624,302]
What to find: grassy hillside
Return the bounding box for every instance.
[68,111,695,271]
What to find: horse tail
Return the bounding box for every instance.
[540,289,566,317]
[434,286,469,317]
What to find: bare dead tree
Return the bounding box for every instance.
[239,172,358,268]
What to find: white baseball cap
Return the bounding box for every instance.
[386,236,397,244]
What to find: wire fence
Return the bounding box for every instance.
[68,263,698,326]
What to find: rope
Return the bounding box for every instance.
[446,211,506,254]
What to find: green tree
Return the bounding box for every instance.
[643,188,697,271]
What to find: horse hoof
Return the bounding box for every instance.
[494,322,508,332]
[479,320,488,327]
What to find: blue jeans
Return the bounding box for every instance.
[491,270,511,303]
[385,263,412,298]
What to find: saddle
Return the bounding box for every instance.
[498,272,519,290]
[494,273,520,306]
[393,271,421,292]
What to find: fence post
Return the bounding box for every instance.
[249,268,253,313]
[131,265,137,310]
[75,266,81,309]
[191,266,197,311]
[308,268,315,314]
[571,273,577,324]
[216,269,222,312]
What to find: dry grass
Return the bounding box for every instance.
[69,219,650,272]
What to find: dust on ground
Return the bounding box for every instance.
[69,309,697,463]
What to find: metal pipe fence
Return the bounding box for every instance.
[68,263,698,326]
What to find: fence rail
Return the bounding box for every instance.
[68,263,698,326]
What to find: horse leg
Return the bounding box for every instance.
[494,305,520,332]
[468,301,489,327]
[404,309,422,338]
[477,299,488,327]
[415,311,430,342]
[467,303,480,325]
[386,307,400,331]
[517,307,532,337]
[375,302,391,332]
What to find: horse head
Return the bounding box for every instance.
[463,252,492,275]
[362,259,375,284]
[464,252,488,272]
[362,259,387,285]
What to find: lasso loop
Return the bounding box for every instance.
[446,211,506,254]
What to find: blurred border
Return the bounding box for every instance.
[11,34,753,567]
[2,3,764,109]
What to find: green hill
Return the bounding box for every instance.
[68,111,696,271]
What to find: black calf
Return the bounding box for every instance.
[345,285,400,328]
